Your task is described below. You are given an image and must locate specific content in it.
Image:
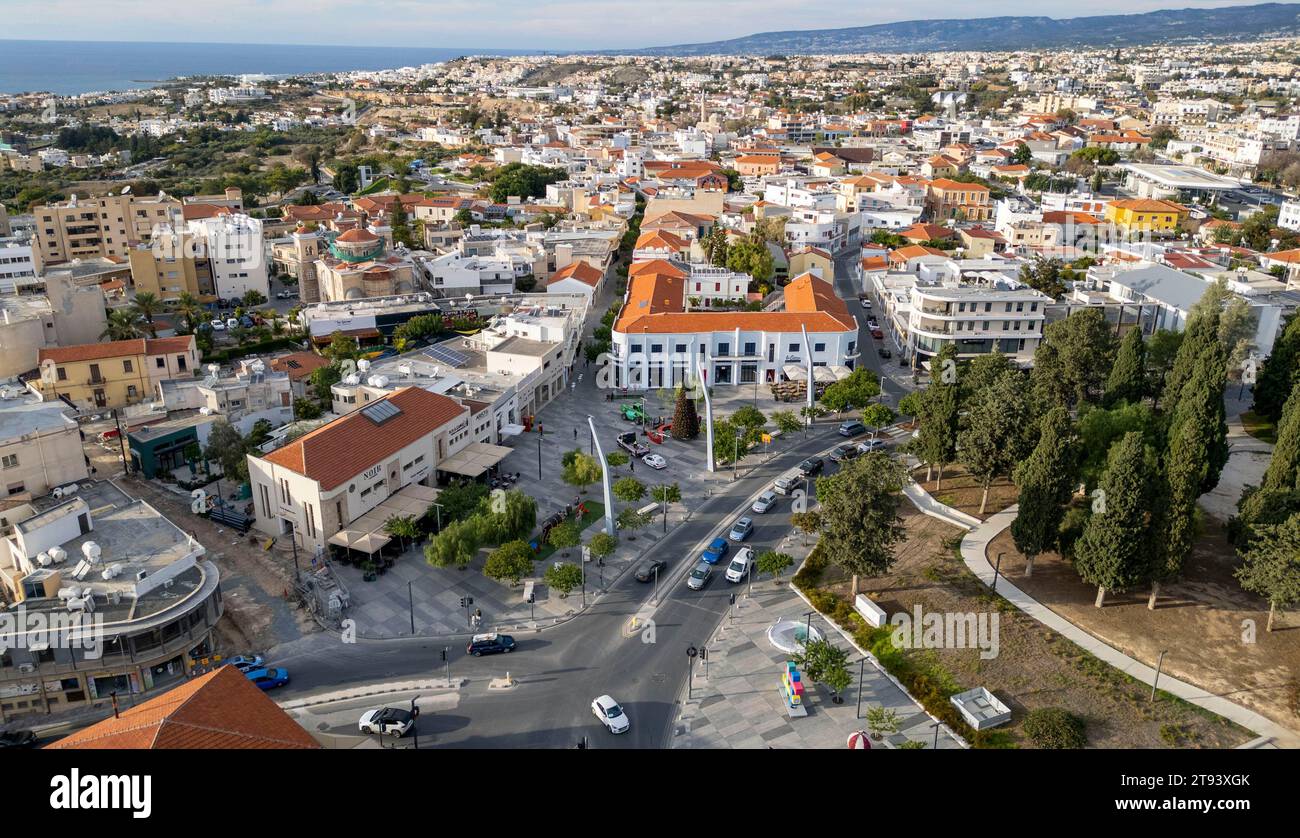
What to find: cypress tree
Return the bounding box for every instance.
[1010,407,1078,576]
[916,343,960,487]
[1253,313,1300,424]
[959,369,1033,515]
[1104,328,1147,407]
[1074,432,1157,607]
[1162,306,1219,414]
[671,386,700,441]
[1261,379,1300,492]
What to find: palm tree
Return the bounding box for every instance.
[132,292,161,338]
[176,292,203,332]
[265,309,284,336]
[100,308,145,342]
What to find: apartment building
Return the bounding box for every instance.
[32,193,181,272]
[33,335,198,411]
[0,241,36,294]
[926,179,992,221]
[188,213,270,301]
[1104,199,1189,238]
[0,274,108,380]
[127,230,212,300]
[0,399,88,499]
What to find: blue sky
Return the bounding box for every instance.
[0,0,1278,51]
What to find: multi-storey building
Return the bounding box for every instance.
[31,193,181,272]
[33,336,198,411]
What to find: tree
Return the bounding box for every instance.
[293,397,321,420]
[547,521,580,557]
[323,332,360,362]
[1235,513,1300,632]
[587,532,618,563]
[915,344,960,486]
[605,451,629,470]
[332,162,360,195]
[1030,308,1117,411]
[1104,328,1147,407]
[790,511,822,546]
[487,162,565,203]
[1076,401,1159,491]
[380,514,418,553]
[1074,432,1158,607]
[1012,142,1033,165]
[1010,408,1078,576]
[544,562,583,596]
[1145,329,1184,409]
[389,200,416,248]
[1261,380,1300,492]
[436,482,490,523]
[650,482,681,530]
[771,410,802,438]
[101,308,146,342]
[562,451,603,494]
[815,455,908,596]
[203,421,249,482]
[959,370,1033,514]
[616,507,652,540]
[241,289,267,307]
[757,550,793,580]
[132,292,161,338]
[865,706,901,740]
[819,367,881,413]
[613,476,646,504]
[1018,257,1067,299]
[793,638,852,703]
[484,540,534,585]
[860,403,896,429]
[424,519,478,568]
[1254,314,1300,423]
[725,237,774,285]
[1190,278,1255,380]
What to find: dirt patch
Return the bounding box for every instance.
[809,505,1253,748]
[986,523,1300,738]
[911,464,1017,521]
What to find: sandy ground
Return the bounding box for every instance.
[912,464,1018,521]
[815,505,1253,748]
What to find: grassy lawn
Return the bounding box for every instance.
[531,500,606,562]
[795,503,1254,749]
[1239,410,1278,444]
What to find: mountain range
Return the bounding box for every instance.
[629,3,1300,55]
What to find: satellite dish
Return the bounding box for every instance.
[122,185,132,194]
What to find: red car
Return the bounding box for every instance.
[870,328,884,339]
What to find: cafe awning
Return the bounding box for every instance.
[437,442,514,477]
[327,529,390,554]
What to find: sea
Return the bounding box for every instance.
[0,39,535,96]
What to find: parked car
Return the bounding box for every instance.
[878,347,892,359]
[0,730,36,748]
[773,475,799,496]
[239,315,255,328]
[634,559,666,582]
[642,453,667,470]
[616,431,650,458]
[687,561,712,590]
[358,707,417,737]
[798,457,824,477]
[226,654,265,673]
[871,328,884,339]
[830,443,860,463]
[752,490,778,513]
[591,695,630,734]
[210,319,226,331]
[244,668,290,690]
[859,297,872,309]
[275,290,294,300]
[466,632,515,656]
[857,439,887,454]
[725,546,755,583]
[838,420,866,437]
[701,537,729,564]
[729,517,754,542]
[225,318,240,330]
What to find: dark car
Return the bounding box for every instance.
[467,632,516,656]
[798,457,824,477]
[870,328,884,340]
[634,560,666,582]
[830,443,860,463]
[838,420,866,437]
[877,347,892,359]
[0,730,36,748]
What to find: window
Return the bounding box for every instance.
[814,342,825,352]
[127,385,138,398]
[789,343,800,352]
[123,360,133,373]
[6,482,24,496]
[674,343,687,354]
[717,342,729,356]
[1004,303,1012,312]
[650,343,662,354]
[630,343,642,354]
[57,367,66,381]
[1,454,17,469]
[156,357,165,368]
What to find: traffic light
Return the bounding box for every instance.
[459,597,466,608]
[440,648,447,662]
[527,593,535,604]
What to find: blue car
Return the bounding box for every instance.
[245,668,290,690]
[701,537,730,564]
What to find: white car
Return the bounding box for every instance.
[725,546,755,583]
[591,695,630,734]
[752,490,778,514]
[226,318,240,330]
[856,439,887,454]
[210,319,226,331]
[642,453,667,469]
[358,707,417,737]
[772,475,799,496]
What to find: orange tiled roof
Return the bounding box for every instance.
[33,335,188,365]
[614,271,853,335]
[263,387,466,490]
[549,260,604,287]
[45,666,320,750]
[1108,198,1187,213]
[634,230,689,251]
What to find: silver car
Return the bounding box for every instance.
[687,561,712,590]
[752,490,778,513]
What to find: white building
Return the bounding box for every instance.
[0,241,37,294]
[187,213,269,301]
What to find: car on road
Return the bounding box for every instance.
[226,654,265,673]
[467,632,515,656]
[634,559,666,582]
[358,707,417,737]
[725,546,755,583]
[591,695,630,734]
[830,443,860,462]
[871,328,884,339]
[798,457,824,477]
[702,537,730,564]
[856,439,887,454]
[244,667,290,690]
[616,430,650,457]
[729,516,754,541]
[773,474,799,495]
[686,561,712,590]
[878,347,892,359]
[210,319,226,331]
[752,490,778,513]
[859,297,872,309]
[642,453,667,469]
[866,319,879,330]
[0,730,36,748]
[838,420,866,437]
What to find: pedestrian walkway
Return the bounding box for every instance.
[956,503,1300,749]
[673,531,964,750]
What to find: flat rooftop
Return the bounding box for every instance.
[0,399,74,441]
[1121,163,1243,191]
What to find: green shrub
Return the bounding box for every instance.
[1023,707,1087,749]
